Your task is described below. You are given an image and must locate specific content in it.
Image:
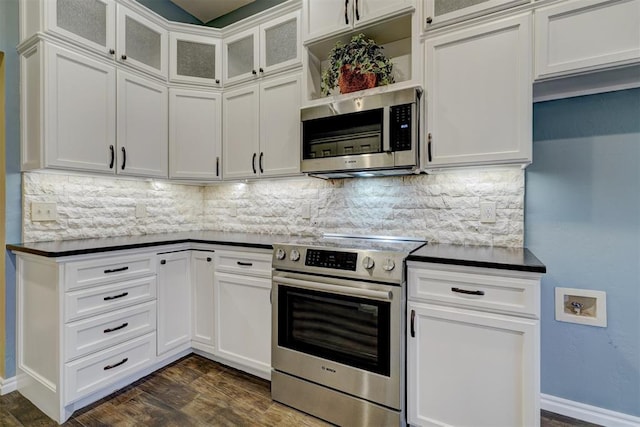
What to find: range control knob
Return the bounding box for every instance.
[382,258,396,271]
[290,249,301,262]
[275,248,286,260]
[362,256,375,270]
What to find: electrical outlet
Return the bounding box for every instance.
[301,203,311,219]
[229,202,237,217]
[135,203,147,218]
[479,201,496,223]
[31,202,58,221]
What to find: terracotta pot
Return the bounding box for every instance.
[338,64,377,94]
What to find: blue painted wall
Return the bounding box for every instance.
[0,0,21,378]
[526,88,640,416]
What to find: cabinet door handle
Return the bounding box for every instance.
[344,0,349,25]
[104,322,129,333]
[215,79,220,84]
[259,67,264,73]
[259,152,264,173]
[451,287,485,296]
[104,266,129,274]
[109,145,115,169]
[121,147,127,170]
[109,49,115,55]
[252,153,257,174]
[121,54,127,60]
[410,309,415,338]
[427,133,432,162]
[237,261,253,267]
[206,257,212,262]
[252,69,257,75]
[104,292,129,301]
[160,259,166,265]
[104,357,128,370]
[426,16,433,24]
[355,0,360,20]
[216,156,220,177]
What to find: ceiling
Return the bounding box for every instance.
[169,0,256,23]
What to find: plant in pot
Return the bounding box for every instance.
[321,33,395,96]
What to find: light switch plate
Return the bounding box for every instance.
[31,202,58,221]
[480,201,496,223]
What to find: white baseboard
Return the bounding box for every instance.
[541,394,640,427]
[0,376,17,395]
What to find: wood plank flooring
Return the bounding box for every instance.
[0,354,600,426]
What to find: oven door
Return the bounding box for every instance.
[272,271,403,410]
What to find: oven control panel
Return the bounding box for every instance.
[305,249,357,271]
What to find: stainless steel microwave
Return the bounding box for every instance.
[301,87,422,179]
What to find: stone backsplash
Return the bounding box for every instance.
[23,168,524,247]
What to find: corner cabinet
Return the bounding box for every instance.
[534,0,640,80]
[190,251,216,353]
[222,73,302,180]
[169,88,222,180]
[424,12,532,169]
[156,251,191,357]
[169,32,222,87]
[406,262,541,427]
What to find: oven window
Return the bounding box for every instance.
[278,285,391,376]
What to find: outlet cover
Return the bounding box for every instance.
[135,204,147,218]
[31,202,58,221]
[555,287,607,327]
[480,201,496,223]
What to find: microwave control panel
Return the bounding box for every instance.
[390,103,413,151]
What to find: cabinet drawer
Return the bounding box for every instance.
[65,301,156,361]
[64,332,155,404]
[65,253,156,290]
[408,266,539,317]
[215,250,272,278]
[65,276,157,322]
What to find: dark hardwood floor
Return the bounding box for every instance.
[0,354,599,426]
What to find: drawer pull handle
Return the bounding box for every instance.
[104,357,128,371]
[237,261,253,267]
[451,287,485,296]
[104,322,129,333]
[104,292,129,301]
[104,266,129,274]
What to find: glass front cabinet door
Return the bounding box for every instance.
[170,32,222,87]
[424,0,526,28]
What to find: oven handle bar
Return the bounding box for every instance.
[275,276,393,301]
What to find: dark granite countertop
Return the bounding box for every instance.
[6,231,294,258]
[7,233,546,273]
[407,243,546,273]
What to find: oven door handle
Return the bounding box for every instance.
[275,276,393,301]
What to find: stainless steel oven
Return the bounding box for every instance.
[271,235,426,426]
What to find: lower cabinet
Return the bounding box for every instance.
[191,251,216,353]
[406,262,542,427]
[156,251,192,356]
[212,250,273,379]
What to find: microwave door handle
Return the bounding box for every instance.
[383,106,391,152]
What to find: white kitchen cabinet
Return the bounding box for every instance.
[117,70,168,178]
[223,73,301,180]
[534,0,640,80]
[14,249,162,423]
[156,251,191,356]
[423,0,526,29]
[302,0,415,42]
[223,10,301,85]
[406,262,541,427]
[213,250,272,379]
[21,41,168,178]
[424,13,532,169]
[169,89,222,180]
[190,251,216,353]
[21,0,168,79]
[169,32,222,87]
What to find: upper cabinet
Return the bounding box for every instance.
[424,13,532,169]
[302,0,415,42]
[20,0,168,80]
[534,0,640,79]
[423,0,527,29]
[223,10,301,86]
[169,32,222,87]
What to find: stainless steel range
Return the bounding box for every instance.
[271,234,427,426]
